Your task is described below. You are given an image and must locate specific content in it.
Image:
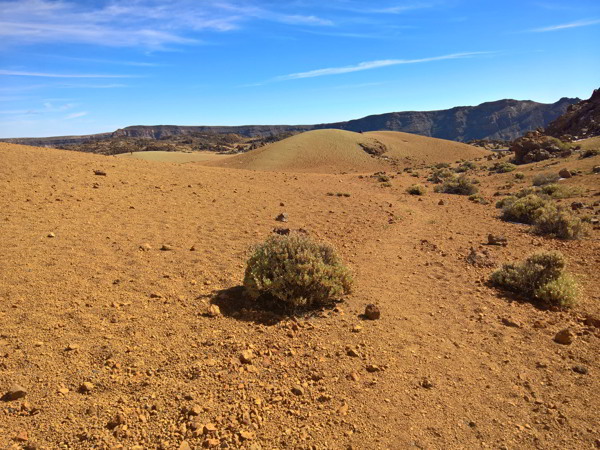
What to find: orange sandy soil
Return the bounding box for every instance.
[0,142,599,450]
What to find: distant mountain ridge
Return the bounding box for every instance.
[1,96,579,146]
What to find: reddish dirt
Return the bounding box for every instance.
[0,142,599,450]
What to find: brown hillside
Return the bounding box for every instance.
[206,129,490,173]
[1,142,599,449]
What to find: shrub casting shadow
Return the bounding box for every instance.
[211,285,338,325]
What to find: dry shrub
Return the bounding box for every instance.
[500,194,546,224]
[533,204,587,239]
[406,184,426,195]
[490,251,577,307]
[490,162,516,173]
[434,176,478,195]
[539,183,583,199]
[532,173,560,186]
[244,234,352,309]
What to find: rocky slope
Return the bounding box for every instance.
[1,97,578,148]
[545,89,600,139]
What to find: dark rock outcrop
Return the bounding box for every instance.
[545,89,600,139]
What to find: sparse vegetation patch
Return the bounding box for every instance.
[490,251,577,308]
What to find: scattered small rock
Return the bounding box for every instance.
[366,364,381,373]
[139,243,152,251]
[79,382,95,393]
[149,292,163,299]
[207,304,221,317]
[160,244,174,251]
[364,304,381,320]
[438,200,445,205]
[179,441,192,450]
[559,168,572,179]
[487,234,508,246]
[239,431,255,441]
[572,365,588,375]
[240,350,254,364]
[107,413,127,429]
[275,213,288,222]
[2,384,27,401]
[65,343,80,351]
[15,430,28,442]
[571,201,585,210]
[203,439,219,448]
[346,347,360,358]
[421,377,435,389]
[466,247,495,267]
[554,329,574,345]
[291,386,304,396]
[272,227,290,235]
[47,232,55,238]
[501,317,521,328]
[592,166,600,174]
[93,170,107,176]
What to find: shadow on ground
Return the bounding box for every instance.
[209,285,339,325]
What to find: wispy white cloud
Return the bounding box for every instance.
[530,18,600,32]
[0,0,333,49]
[271,52,493,81]
[0,70,136,78]
[65,111,88,119]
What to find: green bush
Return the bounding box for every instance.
[406,184,426,195]
[244,234,353,309]
[490,251,577,307]
[434,176,478,195]
[500,194,546,224]
[490,162,517,173]
[532,173,560,186]
[533,203,587,239]
[377,174,390,182]
[495,196,517,209]
[539,184,583,199]
[428,168,455,184]
[435,162,450,169]
[514,173,525,180]
[455,161,477,173]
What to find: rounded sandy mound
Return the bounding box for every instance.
[365,131,490,164]
[205,129,388,173]
[206,129,490,173]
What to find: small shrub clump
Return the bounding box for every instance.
[244,234,353,309]
[500,194,546,224]
[428,168,455,184]
[490,251,577,307]
[533,203,587,239]
[539,183,583,199]
[532,172,560,186]
[406,184,426,195]
[468,193,489,204]
[490,162,517,173]
[514,172,525,180]
[455,161,477,173]
[434,176,478,195]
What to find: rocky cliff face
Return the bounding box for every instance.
[322,98,578,141]
[545,89,600,139]
[110,97,578,142]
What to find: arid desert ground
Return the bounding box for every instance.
[1,130,599,450]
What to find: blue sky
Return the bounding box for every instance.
[1,0,599,138]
